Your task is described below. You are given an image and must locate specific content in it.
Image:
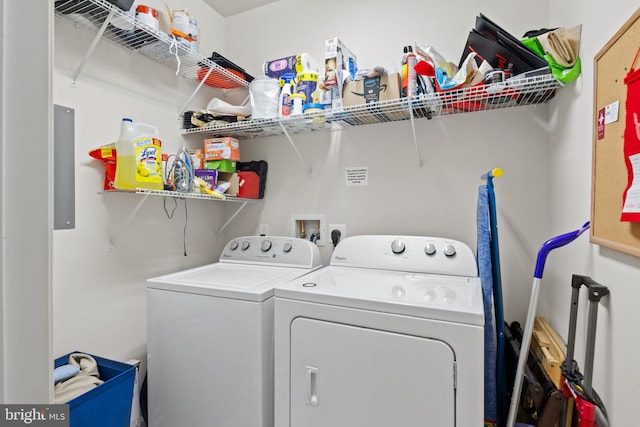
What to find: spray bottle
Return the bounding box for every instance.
[279,73,296,117]
[406,46,417,98]
[401,45,417,98]
[114,118,163,191]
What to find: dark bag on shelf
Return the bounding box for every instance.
[237,161,268,199]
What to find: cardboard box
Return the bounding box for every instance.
[204,137,240,161]
[343,73,401,106]
[217,172,239,197]
[342,73,406,123]
[324,38,358,111]
[204,160,236,172]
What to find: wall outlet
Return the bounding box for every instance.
[329,224,346,246]
[257,224,269,236]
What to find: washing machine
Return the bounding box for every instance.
[147,236,322,427]
[274,235,485,427]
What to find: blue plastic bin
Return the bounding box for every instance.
[54,352,135,427]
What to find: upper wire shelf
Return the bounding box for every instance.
[54,0,249,89]
[181,73,561,139]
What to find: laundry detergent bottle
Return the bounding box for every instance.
[114,118,163,191]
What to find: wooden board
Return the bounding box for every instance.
[532,317,566,388]
[591,7,640,256]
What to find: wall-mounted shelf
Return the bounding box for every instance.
[182,73,560,139]
[106,189,260,244]
[54,0,249,110]
[181,73,560,168]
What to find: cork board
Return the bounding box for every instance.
[591,7,640,257]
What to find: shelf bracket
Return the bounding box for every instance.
[180,65,214,115]
[216,201,248,234]
[407,101,423,168]
[109,193,150,246]
[72,8,116,87]
[278,121,312,173]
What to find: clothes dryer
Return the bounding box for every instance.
[274,235,484,427]
[147,236,321,427]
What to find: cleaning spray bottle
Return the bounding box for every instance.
[406,46,417,98]
[114,118,163,191]
[279,73,296,117]
[401,45,417,98]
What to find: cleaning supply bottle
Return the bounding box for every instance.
[279,73,295,117]
[406,47,417,97]
[401,45,417,97]
[114,118,163,191]
[401,46,409,97]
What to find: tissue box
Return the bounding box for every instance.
[54,352,135,427]
[194,169,217,188]
[324,38,358,111]
[204,137,240,161]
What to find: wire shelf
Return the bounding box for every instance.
[54,0,249,88]
[182,73,561,139]
[133,188,259,203]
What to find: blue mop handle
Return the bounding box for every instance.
[481,167,503,181]
[534,221,590,279]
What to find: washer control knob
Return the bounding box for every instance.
[283,242,293,253]
[443,244,456,257]
[424,243,437,256]
[391,239,406,254]
[261,240,272,252]
[229,241,239,250]
[241,241,251,250]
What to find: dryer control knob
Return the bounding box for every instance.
[241,241,251,250]
[261,240,272,252]
[283,242,293,253]
[229,241,239,250]
[443,244,456,257]
[424,243,437,256]
[391,239,406,254]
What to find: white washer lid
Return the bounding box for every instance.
[276,265,484,325]
[148,262,319,302]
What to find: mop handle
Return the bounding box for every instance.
[481,167,503,181]
[534,221,590,279]
[505,221,591,427]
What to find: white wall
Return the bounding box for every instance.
[41,0,640,424]
[226,0,551,329]
[51,0,233,369]
[1,0,53,403]
[545,2,640,425]
[226,0,638,425]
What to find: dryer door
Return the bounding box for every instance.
[290,318,455,427]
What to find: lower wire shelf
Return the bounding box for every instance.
[134,188,258,203]
[105,188,261,245]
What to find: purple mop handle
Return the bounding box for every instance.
[534,222,590,279]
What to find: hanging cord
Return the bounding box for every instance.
[162,153,190,256]
[182,198,188,256]
[169,35,181,75]
[163,195,178,218]
[161,195,188,256]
